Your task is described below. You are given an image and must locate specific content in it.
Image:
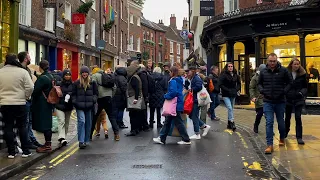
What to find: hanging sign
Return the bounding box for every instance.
[71,13,86,24]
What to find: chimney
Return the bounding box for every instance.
[182,17,188,30]
[170,14,177,29]
[159,19,164,25]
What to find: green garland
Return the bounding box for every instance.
[76,1,94,15]
[103,20,114,32]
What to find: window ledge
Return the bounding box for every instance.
[44,29,55,33]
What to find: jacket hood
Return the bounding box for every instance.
[126,65,140,78]
[289,66,306,77]
[173,76,183,85]
[115,67,127,76]
[138,68,147,75]
[153,72,163,81]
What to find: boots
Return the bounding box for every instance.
[296,126,304,145]
[253,123,258,133]
[265,146,274,154]
[149,120,154,129]
[36,142,52,153]
[227,121,232,129]
[231,122,236,132]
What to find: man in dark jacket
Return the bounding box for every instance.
[162,62,171,91]
[137,64,150,131]
[113,67,128,129]
[258,53,293,154]
[206,66,220,121]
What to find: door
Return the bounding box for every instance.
[234,55,251,105]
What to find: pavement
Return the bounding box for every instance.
[8,111,278,180]
[0,112,78,180]
[215,105,320,180]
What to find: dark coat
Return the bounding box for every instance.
[31,71,54,133]
[205,73,220,93]
[137,69,149,101]
[55,80,73,111]
[258,63,292,103]
[163,70,171,91]
[113,67,127,109]
[190,74,203,103]
[72,80,98,110]
[286,67,307,106]
[219,71,241,97]
[149,72,165,108]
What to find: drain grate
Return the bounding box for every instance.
[247,169,273,179]
[132,164,163,169]
[286,135,318,140]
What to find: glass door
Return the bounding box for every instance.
[234,55,251,105]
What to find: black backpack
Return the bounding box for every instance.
[147,72,155,93]
[100,72,115,88]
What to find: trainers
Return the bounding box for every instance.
[61,139,68,146]
[105,131,109,139]
[22,151,32,158]
[279,139,285,146]
[95,133,100,137]
[190,134,201,140]
[153,137,164,145]
[16,146,23,154]
[177,141,191,145]
[79,142,86,149]
[8,154,17,159]
[265,146,274,154]
[114,134,120,141]
[202,125,211,137]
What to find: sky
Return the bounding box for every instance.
[142,0,189,30]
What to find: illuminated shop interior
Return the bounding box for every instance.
[1,0,10,63]
[63,49,72,71]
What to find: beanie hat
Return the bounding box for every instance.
[62,69,71,77]
[258,64,266,72]
[80,66,90,74]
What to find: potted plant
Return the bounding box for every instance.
[76,1,94,16]
[103,20,114,32]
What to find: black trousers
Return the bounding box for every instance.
[2,105,29,154]
[254,107,264,127]
[160,112,190,143]
[149,107,161,124]
[44,129,52,142]
[285,104,303,139]
[91,97,119,138]
[140,102,149,130]
[129,110,142,132]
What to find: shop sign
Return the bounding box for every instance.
[200,1,215,16]
[43,0,56,8]
[72,13,86,24]
[253,16,297,34]
[97,40,106,50]
[19,28,57,46]
[265,22,288,30]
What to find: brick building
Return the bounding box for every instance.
[141,17,166,64]
[128,0,143,61]
[201,0,320,108]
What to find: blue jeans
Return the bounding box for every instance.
[77,110,92,143]
[209,93,220,119]
[264,103,286,146]
[189,103,205,134]
[116,108,125,125]
[26,101,37,143]
[223,97,235,122]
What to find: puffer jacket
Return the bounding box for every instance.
[286,67,307,106]
[149,72,165,108]
[55,80,73,111]
[219,71,241,97]
[249,73,263,108]
[72,80,98,110]
[164,76,184,112]
[258,63,292,103]
[190,74,203,103]
[113,67,128,109]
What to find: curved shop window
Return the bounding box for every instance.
[305,34,320,97]
[263,35,300,66]
[1,0,11,62]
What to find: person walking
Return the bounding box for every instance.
[91,68,120,141]
[206,66,220,121]
[0,54,34,158]
[55,69,73,146]
[187,66,211,140]
[153,66,191,145]
[17,51,42,149]
[31,60,54,153]
[285,58,307,145]
[249,64,266,133]
[258,53,293,154]
[219,62,241,131]
[137,64,150,131]
[72,66,98,149]
[149,67,165,129]
[113,66,128,129]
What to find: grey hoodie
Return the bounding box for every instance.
[91,70,114,98]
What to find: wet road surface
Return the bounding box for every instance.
[11,116,278,180]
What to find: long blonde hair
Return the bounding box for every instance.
[80,75,91,90]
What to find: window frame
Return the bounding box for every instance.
[45,8,54,32]
[137,37,140,52]
[80,24,85,43]
[65,2,72,21]
[91,0,96,10]
[170,41,173,54]
[137,18,140,26]
[91,18,96,46]
[130,14,134,24]
[177,44,180,55]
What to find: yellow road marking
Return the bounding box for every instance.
[49,142,78,164]
[52,147,79,167]
[224,129,233,135]
[235,132,249,149]
[22,176,30,180]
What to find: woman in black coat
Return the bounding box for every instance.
[113,67,128,129]
[285,58,307,145]
[149,67,166,129]
[55,69,73,146]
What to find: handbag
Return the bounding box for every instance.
[197,85,212,107]
[183,92,193,115]
[126,75,143,110]
[162,97,177,116]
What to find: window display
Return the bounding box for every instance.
[306,34,320,97]
[63,49,72,70]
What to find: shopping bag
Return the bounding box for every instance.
[52,116,58,133]
[162,97,177,116]
[197,85,211,107]
[169,113,188,137]
[183,92,193,115]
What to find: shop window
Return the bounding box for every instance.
[63,50,71,70]
[28,41,36,65]
[18,39,26,52]
[65,2,71,21]
[1,0,11,63]
[19,0,31,26]
[218,44,227,72]
[45,8,54,32]
[137,37,140,52]
[177,44,180,55]
[91,19,96,46]
[80,24,85,43]
[305,34,320,97]
[40,45,46,61]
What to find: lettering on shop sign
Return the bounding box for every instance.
[43,0,56,8]
[266,22,288,30]
[22,33,44,42]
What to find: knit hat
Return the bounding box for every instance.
[62,69,71,77]
[80,66,90,74]
[258,64,266,72]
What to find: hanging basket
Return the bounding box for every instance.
[103,20,115,32]
[76,1,94,16]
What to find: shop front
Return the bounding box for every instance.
[18,25,57,66]
[201,4,320,113]
[57,41,78,81]
[101,50,115,71]
[79,47,100,70]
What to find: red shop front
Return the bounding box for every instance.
[57,41,79,81]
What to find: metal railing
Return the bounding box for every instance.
[204,0,310,28]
